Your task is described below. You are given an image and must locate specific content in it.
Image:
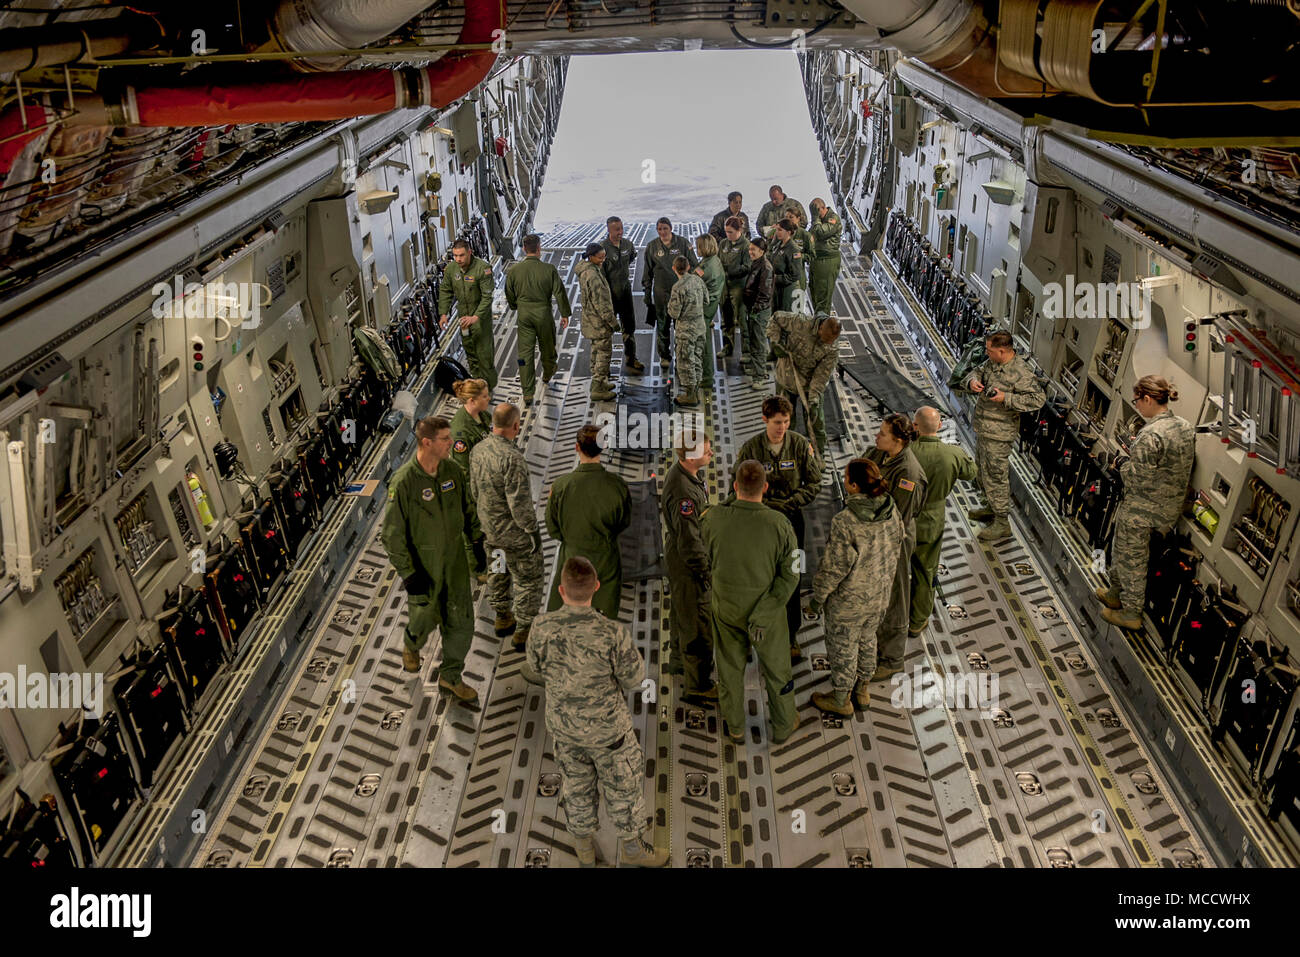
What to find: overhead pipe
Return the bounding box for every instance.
[0,12,164,74]
[267,0,465,72]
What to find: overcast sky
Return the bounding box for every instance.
[533,51,836,228]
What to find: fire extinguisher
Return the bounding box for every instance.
[861,100,872,121]
[494,136,509,156]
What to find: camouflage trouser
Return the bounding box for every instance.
[810,256,840,314]
[486,541,545,626]
[784,389,826,456]
[824,613,884,697]
[587,332,613,387]
[404,575,474,682]
[1109,516,1154,617]
[554,732,648,839]
[743,307,771,380]
[908,536,943,633]
[712,606,795,740]
[666,561,714,694]
[975,435,1014,516]
[876,536,915,669]
[675,320,705,394]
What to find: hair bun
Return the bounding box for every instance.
[1168,389,1179,402]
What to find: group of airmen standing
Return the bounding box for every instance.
[383,185,1198,866]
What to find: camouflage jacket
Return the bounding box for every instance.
[575,259,618,339]
[811,493,902,624]
[757,197,807,234]
[527,604,642,747]
[768,311,838,397]
[668,273,707,330]
[1118,409,1195,530]
[468,433,539,551]
[967,354,1045,441]
[709,208,751,240]
[811,208,843,258]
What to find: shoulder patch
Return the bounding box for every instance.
[898,478,916,492]
[421,487,435,501]
[440,479,455,492]
[679,498,696,516]
[453,439,468,453]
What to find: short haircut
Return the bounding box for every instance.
[576,423,602,457]
[762,395,794,419]
[657,216,672,229]
[914,406,942,435]
[416,415,450,444]
[673,255,690,273]
[846,458,888,497]
[985,330,1014,350]
[493,402,520,430]
[776,219,795,234]
[560,556,599,602]
[606,215,622,226]
[727,190,742,203]
[818,315,842,342]
[735,459,767,496]
[451,239,472,253]
[769,184,783,197]
[725,215,743,232]
[695,233,718,257]
[750,236,768,252]
[521,234,541,255]
[674,430,710,460]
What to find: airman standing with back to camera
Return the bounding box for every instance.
[807,458,902,715]
[1095,375,1195,630]
[965,330,1045,542]
[380,416,482,704]
[439,239,498,388]
[527,556,669,867]
[866,413,929,683]
[576,242,619,402]
[505,233,571,408]
[469,402,545,652]
[661,432,717,703]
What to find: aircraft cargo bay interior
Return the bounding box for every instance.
[1,0,1298,923]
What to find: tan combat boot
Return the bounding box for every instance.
[619,835,669,867]
[402,647,422,673]
[812,690,853,717]
[572,833,598,868]
[771,714,802,744]
[871,662,902,683]
[438,675,479,705]
[1101,607,1143,631]
[673,389,699,407]
[978,517,1012,542]
[512,622,530,652]
[494,610,517,637]
[1094,587,1122,610]
[968,507,994,522]
[853,682,870,710]
[591,380,616,402]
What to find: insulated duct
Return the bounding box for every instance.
[268,0,460,71]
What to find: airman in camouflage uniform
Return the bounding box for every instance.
[809,198,843,314]
[703,460,801,744]
[381,416,481,703]
[469,404,545,650]
[866,414,929,681]
[439,241,498,388]
[909,407,977,635]
[667,257,708,406]
[768,309,841,456]
[965,332,1045,542]
[661,434,716,699]
[576,244,619,402]
[527,557,668,867]
[756,185,806,237]
[1097,380,1195,629]
[450,383,493,589]
[807,459,903,715]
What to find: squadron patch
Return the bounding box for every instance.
[453,440,468,453]
[679,499,696,516]
[421,487,434,501]
[440,480,455,492]
[898,478,916,492]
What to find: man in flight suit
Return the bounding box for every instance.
[731,396,823,661]
[661,431,717,701]
[703,459,800,744]
[642,217,697,368]
[601,216,646,374]
[381,415,482,704]
[546,424,632,621]
[505,233,571,407]
[439,239,498,388]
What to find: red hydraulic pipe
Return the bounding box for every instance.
[0,101,54,182]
